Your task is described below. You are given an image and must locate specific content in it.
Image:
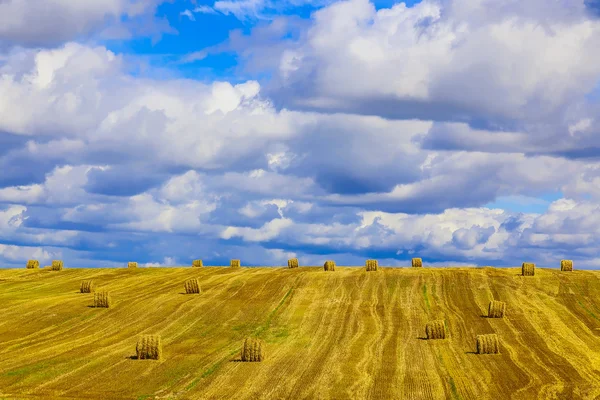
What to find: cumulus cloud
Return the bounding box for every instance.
[266,0,600,128]
[2,1,600,269]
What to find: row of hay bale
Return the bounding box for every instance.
[26,259,63,270]
[24,258,419,270]
[26,258,575,272]
[425,300,506,354]
[79,276,260,362]
[132,335,263,361]
[424,328,500,355]
[80,278,202,300]
[521,260,574,276]
[424,300,507,354]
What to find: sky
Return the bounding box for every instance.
[1,0,600,269]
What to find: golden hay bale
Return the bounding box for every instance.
[128,262,138,269]
[476,334,500,354]
[51,260,64,271]
[136,335,162,360]
[561,260,573,272]
[324,260,336,271]
[93,291,112,308]
[288,258,299,268]
[184,278,201,294]
[522,262,535,276]
[241,337,264,362]
[192,259,203,268]
[80,280,95,293]
[366,259,378,271]
[26,259,39,269]
[230,259,241,268]
[412,258,423,268]
[488,300,506,318]
[425,320,446,339]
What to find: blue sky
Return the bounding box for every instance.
[1,0,600,269]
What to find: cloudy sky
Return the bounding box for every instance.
[1,0,600,269]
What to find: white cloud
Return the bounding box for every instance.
[270,0,600,125]
[221,217,293,241]
[2,1,600,270]
[181,9,196,21]
[0,243,55,263]
[193,5,218,14]
[0,164,108,205]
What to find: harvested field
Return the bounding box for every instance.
[0,266,600,399]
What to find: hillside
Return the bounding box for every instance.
[1,266,600,399]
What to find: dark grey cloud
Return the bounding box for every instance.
[84,164,174,197]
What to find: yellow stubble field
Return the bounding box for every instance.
[1,266,600,399]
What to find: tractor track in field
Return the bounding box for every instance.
[5,268,600,399]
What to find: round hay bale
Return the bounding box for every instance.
[324,260,336,271]
[80,280,95,293]
[128,262,138,269]
[288,258,299,268]
[366,259,378,271]
[230,259,241,268]
[26,259,40,269]
[136,335,162,360]
[522,262,535,276]
[476,334,500,354]
[192,259,203,268]
[51,260,64,271]
[184,278,201,294]
[488,300,506,318]
[412,258,423,268]
[560,260,573,272]
[425,320,446,339]
[93,291,112,308]
[241,337,264,362]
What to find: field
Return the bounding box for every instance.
[1,266,600,399]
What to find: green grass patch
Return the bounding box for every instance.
[435,350,461,400]
[423,284,431,311]
[577,299,600,321]
[448,376,460,400]
[254,282,296,338]
[186,348,239,391]
[3,361,50,377]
